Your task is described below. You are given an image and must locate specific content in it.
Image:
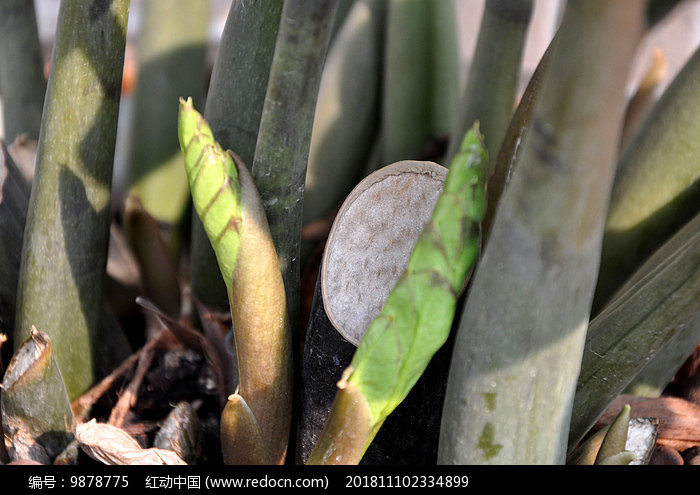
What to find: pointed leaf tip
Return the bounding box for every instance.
[220,394,272,465]
[595,404,632,464]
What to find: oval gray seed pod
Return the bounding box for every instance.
[321,160,447,346]
[299,160,454,464]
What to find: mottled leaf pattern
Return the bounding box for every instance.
[348,124,486,433]
[307,125,488,466]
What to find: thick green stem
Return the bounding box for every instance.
[14,0,129,400]
[252,0,338,334]
[481,33,555,244]
[125,0,210,230]
[0,0,45,142]
[381,0,460,165]
[190,0,283,313]
[446,0,534,166]
[204,2,282,167]
[304,0,386,226]
[438,0,645,465]
[307,375,373,465]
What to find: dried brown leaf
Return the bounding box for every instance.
[153,402,205,465]
[191,295,236,395]
[136,297,228,405]
[1,328,73,463]
[75,419,186,465]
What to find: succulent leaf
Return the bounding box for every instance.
[178,96,241,296]
[348,126,486,430]
[309,124,487,463]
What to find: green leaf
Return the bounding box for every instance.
[309,125,487,465]
[177,97,241,297]
[349,127,485,429]
[178,99,292,465]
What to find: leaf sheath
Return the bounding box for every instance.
[178,100,291,464]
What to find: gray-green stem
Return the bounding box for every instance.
[251,0,338,334]
[438,0,645,465]
[381,0,460,165]
[14,0,129,400]
[446,0,534,167]
[0,0,45,142]
[190,0,283,313]
[125,0,210,232]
